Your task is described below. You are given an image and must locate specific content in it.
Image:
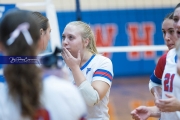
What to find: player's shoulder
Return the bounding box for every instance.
[167,48,176,56]
[159,52,168,61]
[159,48,176,61]
[157,48,176,65]
[94,54,112,63]
[43,75,77,91]
[42,75,84,105]
[41,75,87,120]
[42,75,85,102]
[155,52,168,71]
[162,48,176,62]
[43,75,85,99]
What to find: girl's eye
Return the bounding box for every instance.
[169,30,174,34]
[69,36,74,40]
[62,36,65,40]
[173,18,178,22]
[162,31,165,35]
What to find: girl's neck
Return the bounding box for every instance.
[80,51,93,67]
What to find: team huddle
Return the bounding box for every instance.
[0,8,113,120]
[0,2,180,120]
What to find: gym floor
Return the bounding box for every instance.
[109,76,159,120]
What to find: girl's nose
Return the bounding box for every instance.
[62,38,68,45]
[165,34,170,41]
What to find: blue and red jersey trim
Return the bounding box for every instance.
[93,69,113,81]
[81,55,95,70]
[150,73,161,85]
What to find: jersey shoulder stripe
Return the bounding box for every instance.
[93,69,113,81]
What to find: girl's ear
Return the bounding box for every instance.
[84,38,90,47]
[40,28,44,35]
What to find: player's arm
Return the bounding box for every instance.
[92,80,110,100]
[62,48,98,106]
[79,57,113,106]
[149,53,167,95]
[131,106,160,120]
[149,73,162,95]
[149,106,161,117]
[91,58,113,100]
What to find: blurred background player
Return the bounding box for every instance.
[131,12,176,119]
[61,21,113,120]
[32,11,69,79]
[31,11,51,53]
[131,3,180,120]
[0,9,86,120]
[0,11,51,84]
[149,12,175,95]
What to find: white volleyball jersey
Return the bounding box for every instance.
[0,75,87,120]
[68,54,114,120]
[161,48,180,120]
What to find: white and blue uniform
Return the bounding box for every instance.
[68,54,113,120]
[160,48,180,120]
[0,75,87,120]
[149,48,180,120]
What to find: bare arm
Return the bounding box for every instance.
[131,106,160,120]
[92,80,110,100]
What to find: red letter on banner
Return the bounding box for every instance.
[127,22,155,60]
[93,24,117,57]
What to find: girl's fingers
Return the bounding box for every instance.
[63,48,72,57]
[62,50,67,59]
[159,99,170,104]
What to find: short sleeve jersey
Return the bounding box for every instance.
[69,54,114,120]
[160,48,180,120]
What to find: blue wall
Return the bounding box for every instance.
[0,5,174,77]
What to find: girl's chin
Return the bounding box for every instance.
[168,45,174,50]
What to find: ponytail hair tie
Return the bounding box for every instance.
[6,22,33,46]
